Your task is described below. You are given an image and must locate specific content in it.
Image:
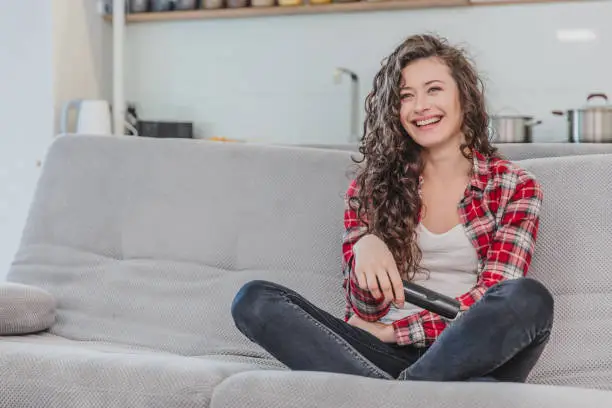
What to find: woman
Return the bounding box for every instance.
[231,34,554,382]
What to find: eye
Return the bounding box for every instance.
[400,93,414,100]
[428,86,442,94]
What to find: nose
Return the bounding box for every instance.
[413,92,430,114]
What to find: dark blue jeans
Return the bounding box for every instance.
[231,277,554,382]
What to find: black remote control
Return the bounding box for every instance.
[402,280,461,320]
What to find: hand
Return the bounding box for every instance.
[348,315,396,343]
[353,234,405,308]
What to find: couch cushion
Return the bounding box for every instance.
[0,334,283,408]
[0,282,55,335]
[210,370,612,408]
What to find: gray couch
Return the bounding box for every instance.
[298,142,612,161]
[1,134,612,407]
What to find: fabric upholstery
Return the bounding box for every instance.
[298,142,612,161]
[514,154,612,389]
[7,136,352,358]
[3,135,612,407]
[0,334,276,408]
[211,370,612,408]
[0,282,55,335]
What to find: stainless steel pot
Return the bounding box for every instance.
[553,93,612,143]
[489,115,542,143]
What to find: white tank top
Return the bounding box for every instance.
[378,223,479,324]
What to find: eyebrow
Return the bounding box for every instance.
[400,80,445,90]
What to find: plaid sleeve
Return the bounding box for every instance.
[392,173,543,347]
[342,180,390,322]
[457,173,543,307]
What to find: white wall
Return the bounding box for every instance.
[0,1,55,279]
[53,0,113,134]
[0,1,111,279]
[124,0,612,144]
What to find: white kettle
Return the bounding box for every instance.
[60,99,113,135]
[60,99,139,135]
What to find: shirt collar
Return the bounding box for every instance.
[417,149,490,194]
[470,149,490,192]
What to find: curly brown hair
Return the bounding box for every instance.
[349,33,499,281]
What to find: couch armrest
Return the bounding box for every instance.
[0,282,56,335]
[211,370,612,408]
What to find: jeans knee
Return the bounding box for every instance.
[231,280,281,332]
[497,278,554,325]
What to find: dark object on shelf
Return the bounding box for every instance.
[202,0,224,8]
[227,0,249,7]
[251,0,275,6]
[151,0,174,11]
[137,121,193,139]
[129,0,150,12]
[125,103,140,135]
[149,0,199,11]
[175,0,199,9]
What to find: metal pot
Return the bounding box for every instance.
[489,115,542,143]
[553,93,612,143]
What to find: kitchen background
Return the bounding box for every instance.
[124,0,612,144]
[0,0,610,278]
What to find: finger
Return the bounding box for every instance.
[376,271,394,305]
[365,272,382,300]
[386,263,404,307]
[354,266,367,290]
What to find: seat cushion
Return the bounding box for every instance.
[0,333,285,408]
[211,370,612,408]
[0,282,55,335]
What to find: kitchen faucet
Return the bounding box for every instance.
[334,67,360,143]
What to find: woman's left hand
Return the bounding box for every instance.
[348,315,396,343]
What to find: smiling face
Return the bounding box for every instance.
[399,57,464,150]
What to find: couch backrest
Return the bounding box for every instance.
[8,135,356,356]
[300,142,612,161]
[516,154,612,388]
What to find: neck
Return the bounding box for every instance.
[421,139,472,181]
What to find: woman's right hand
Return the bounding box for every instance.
[353,234,405,308]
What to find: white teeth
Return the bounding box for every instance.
[416,117,441,127]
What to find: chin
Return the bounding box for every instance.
[407,126,463,150]
[409,131,452,149]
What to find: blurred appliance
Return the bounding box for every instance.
[60,99,138,135]
[490,115,541,143]
[60,99,112,135]
[137,121,193,139]
[553,93,612,143]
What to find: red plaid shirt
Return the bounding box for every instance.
[342,150,543,347]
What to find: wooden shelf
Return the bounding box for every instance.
[104,0,467,23]
[469,0,582,6]
[102,0,586,23]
